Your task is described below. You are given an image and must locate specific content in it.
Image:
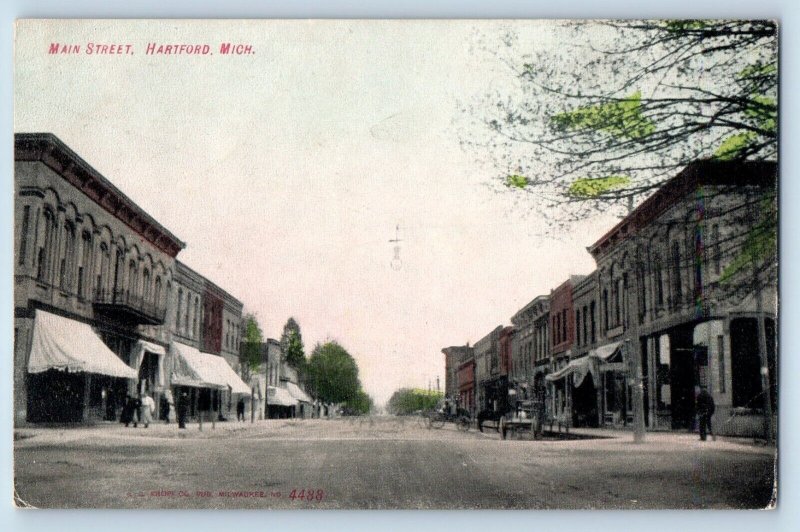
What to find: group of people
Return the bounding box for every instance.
[120,392,155,428]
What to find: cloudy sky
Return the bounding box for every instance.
[15,20,616,406]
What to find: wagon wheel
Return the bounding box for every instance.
[429,413,445,429]
[457,416,470,432]
[499,416,507,440]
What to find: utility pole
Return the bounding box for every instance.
[627,249,647,443]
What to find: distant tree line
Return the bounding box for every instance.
[386,388,444,416]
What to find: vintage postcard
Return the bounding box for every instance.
[12,19,777,509]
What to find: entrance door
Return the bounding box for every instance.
[669,327,696,430]
[572,373,598,427]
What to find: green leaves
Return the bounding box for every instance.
[714,132,759,160]
[505,174,529,189]
[387,388,444,415]
[551,91,655,140]
[568,175,631,198]
[720,194,777,284]
[305,341,367,407]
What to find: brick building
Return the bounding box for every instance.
[14,133,184,425]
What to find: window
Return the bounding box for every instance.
[184,293,190,333]
[562,309,567,343]
[575,311,581,346]
[128,260,138,298]
[19,206,30,265]
[97,243,109,297]
[582,306,588,346]
[602,289,609,330]
[154,277,162,308]
[37,209,55,282]
[177,288,183,330]
[590,301,596,343]
[711,224,721,275]
[142,268,151,302]
[193,297,199,339]
[78,231,92,298]
[60,222,76,290]
[672,241,682,303]
[654,255,664,307]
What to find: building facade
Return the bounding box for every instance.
[474,325,506,415]
[587,160,777,437]
[14,133,184,425]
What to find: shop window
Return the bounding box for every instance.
[730,318,762,409]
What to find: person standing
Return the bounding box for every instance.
[696,386,716,441]
[236,397,246,422]
[140,392,155,429]
[177,390,189,429]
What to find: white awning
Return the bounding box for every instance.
[171,342,227,389]
[545,356,596,387]
[28,310,138,379]
[131,340,168,387]
[286,381,313,403]
[267,386,297,407]
[205,355,251,395]
[589,341,623,361]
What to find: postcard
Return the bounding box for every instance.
[13,19,777,509]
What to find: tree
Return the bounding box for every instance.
[346,390,374,415]
[304,341,363,405]
[463,20,777,229]
[386,388,444,416]
[239,312,264,383]
[280,317,306,372]
[463,20,778,441]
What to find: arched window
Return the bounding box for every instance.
[142,268,151,302]
[176,288,183,331]
[78,231,92,298]
[37,209,56,282]
[154,276,162,308]
[184,292,190,333]
[193,297,199,338]
[96,242,109,298]
[654,254,664,307]
[60,222,76,290]
[112,248,124,295]
[672,241,682,303]
[128,260,138,299]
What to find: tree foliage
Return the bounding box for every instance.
[463,20,777,225]
[304,341,363,405]
[239,312,264,382]
[280,317,306,371]
[386,388,444,416]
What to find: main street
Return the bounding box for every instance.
[14,417,775,509]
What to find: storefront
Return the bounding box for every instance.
[267,386,296,418]
[26,310,138,423]
[171,341,249,422]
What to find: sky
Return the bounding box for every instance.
[14,20,617,406]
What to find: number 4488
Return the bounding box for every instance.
[289,489,325,501]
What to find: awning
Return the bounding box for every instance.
[170,342,228,389]
[545,356,596,387]
[286,381,313,403]
[267,386,297,407]
[205,355,251,395]
[589,341,623,362]
[28,310,138,379]
[131,340,168,387]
